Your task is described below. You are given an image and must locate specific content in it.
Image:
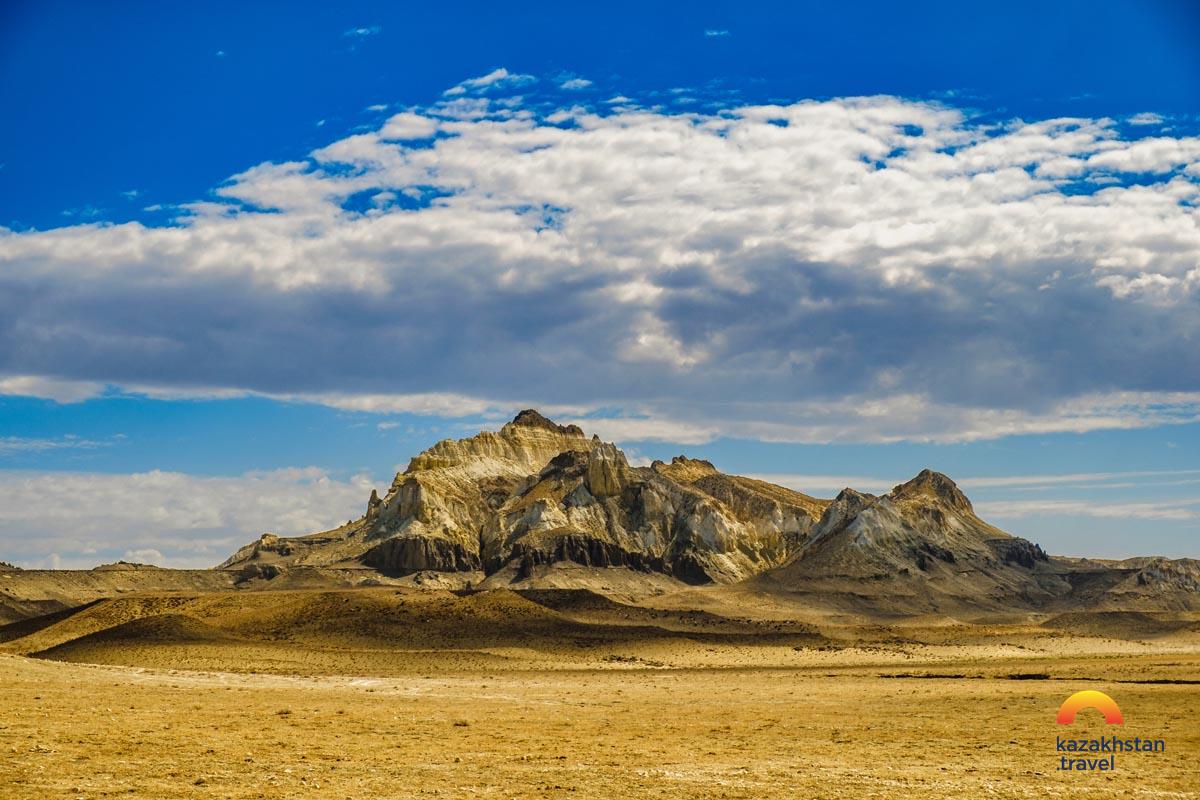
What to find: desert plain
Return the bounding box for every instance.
[1,584,1197,800]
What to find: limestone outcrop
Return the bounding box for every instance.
[220,411,825,583]
[217,413,1200,611]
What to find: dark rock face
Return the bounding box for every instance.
[988,538,1049,569]
[508,536,667,578]
[238,563,284,581]
[510,409,585,437]
[363,536,482,575]
[664,551,715,585]
[913,541,957,571]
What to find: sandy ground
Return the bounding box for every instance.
[2,647,1197,800]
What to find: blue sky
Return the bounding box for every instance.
[1,1,1198,568]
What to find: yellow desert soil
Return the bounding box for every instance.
[1,653,1198,799]
[0,588,1197,798]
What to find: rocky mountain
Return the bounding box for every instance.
[752,471,1200,614]
[221,410,827,584]
[753,470,1071,614]
[216,411,1199,613]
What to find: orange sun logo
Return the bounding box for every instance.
[1056,690,1124,725]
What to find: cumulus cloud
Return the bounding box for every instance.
[0,468,376,569]
[1,80,1199,444]
[122,548,165,565]
[378,111,440,140]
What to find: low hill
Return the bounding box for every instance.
[0,587,824,673]
[0,567,238,625]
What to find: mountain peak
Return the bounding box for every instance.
[889,469,973,512]
[509,409,585,437]
[651,455,719,483]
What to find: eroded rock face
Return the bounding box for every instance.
[584,443,627,498]
[473,445,817,583]
[215,425,1200,610]
[1106,558,1200,610]
[220,411,826,583]
[757,470,1074,612]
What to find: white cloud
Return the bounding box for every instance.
[559,77,592,90]
[285,391,500,417]
[563,416,718,446]
[754,469,1200,497]
[574,392,1200,445]
[0,375,105,403]
[1,84,1199,444]
[0,435,108,455]
[344,25,381,38]
[957,469,1200,489]
[617,314,709,370]
[1128,112,1164,126]
[705,29,730,37]
[1085,136,1200,173]
[748,474,900,495]
[976,498,1199,521]
[122,548,165,565]
[0,468,377,569]
[443,68,535,97]
[378,111,439,140]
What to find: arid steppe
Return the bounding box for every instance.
[1,586,1197,799]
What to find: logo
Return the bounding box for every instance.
[1053,690,1166,772]
[1056,690,1124,725]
